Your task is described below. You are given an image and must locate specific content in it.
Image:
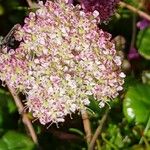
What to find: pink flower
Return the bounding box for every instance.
[0,0,125,125]
[80,0,120,22]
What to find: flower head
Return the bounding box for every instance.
[80,0,120,22]
[0,0,125,125]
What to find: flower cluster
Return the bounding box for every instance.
[0,0,125,125]
[80,0,120,21]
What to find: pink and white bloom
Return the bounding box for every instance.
[0,0,125,125]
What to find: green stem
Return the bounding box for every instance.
[142,136,150,149]
[96,140,101,150]
[130,13,137,50]
[139,115,150,145]
[88,109,109,150]
[101,133,118,150]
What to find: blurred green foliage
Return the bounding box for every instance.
[0,131,35,150]
[137,28,150,59]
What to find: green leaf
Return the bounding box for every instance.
[0,131,35,150]
[69,128,84,137]
[0,88,17,114]
[0,109,4,128]
[145,129,150,138]
[137,28,150,59]
[142,71,150,85]
[123,84,150,124]
[0,88,17,128]
[0,5,4,16]
[107,124,124,148]
[0,140,8,150]
[129,145,146,150]
[88,96,102,116]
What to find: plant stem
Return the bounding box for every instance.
[26,0,38,8]
[139,115,150,145]
[101,133,118,150]
[88,109,109,150]
[81,110,92,144]
[7,83,38,144]
[26,0,34,8]
[96,139,101,150]
[119,1,150,21]
[130,13,137,50]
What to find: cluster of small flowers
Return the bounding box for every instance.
[80,0,120,21]
[0,0,125,125]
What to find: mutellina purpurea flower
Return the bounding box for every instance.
[0,0,125,125]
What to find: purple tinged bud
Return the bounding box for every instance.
[128,47,140,60]
[137,19,150,30]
